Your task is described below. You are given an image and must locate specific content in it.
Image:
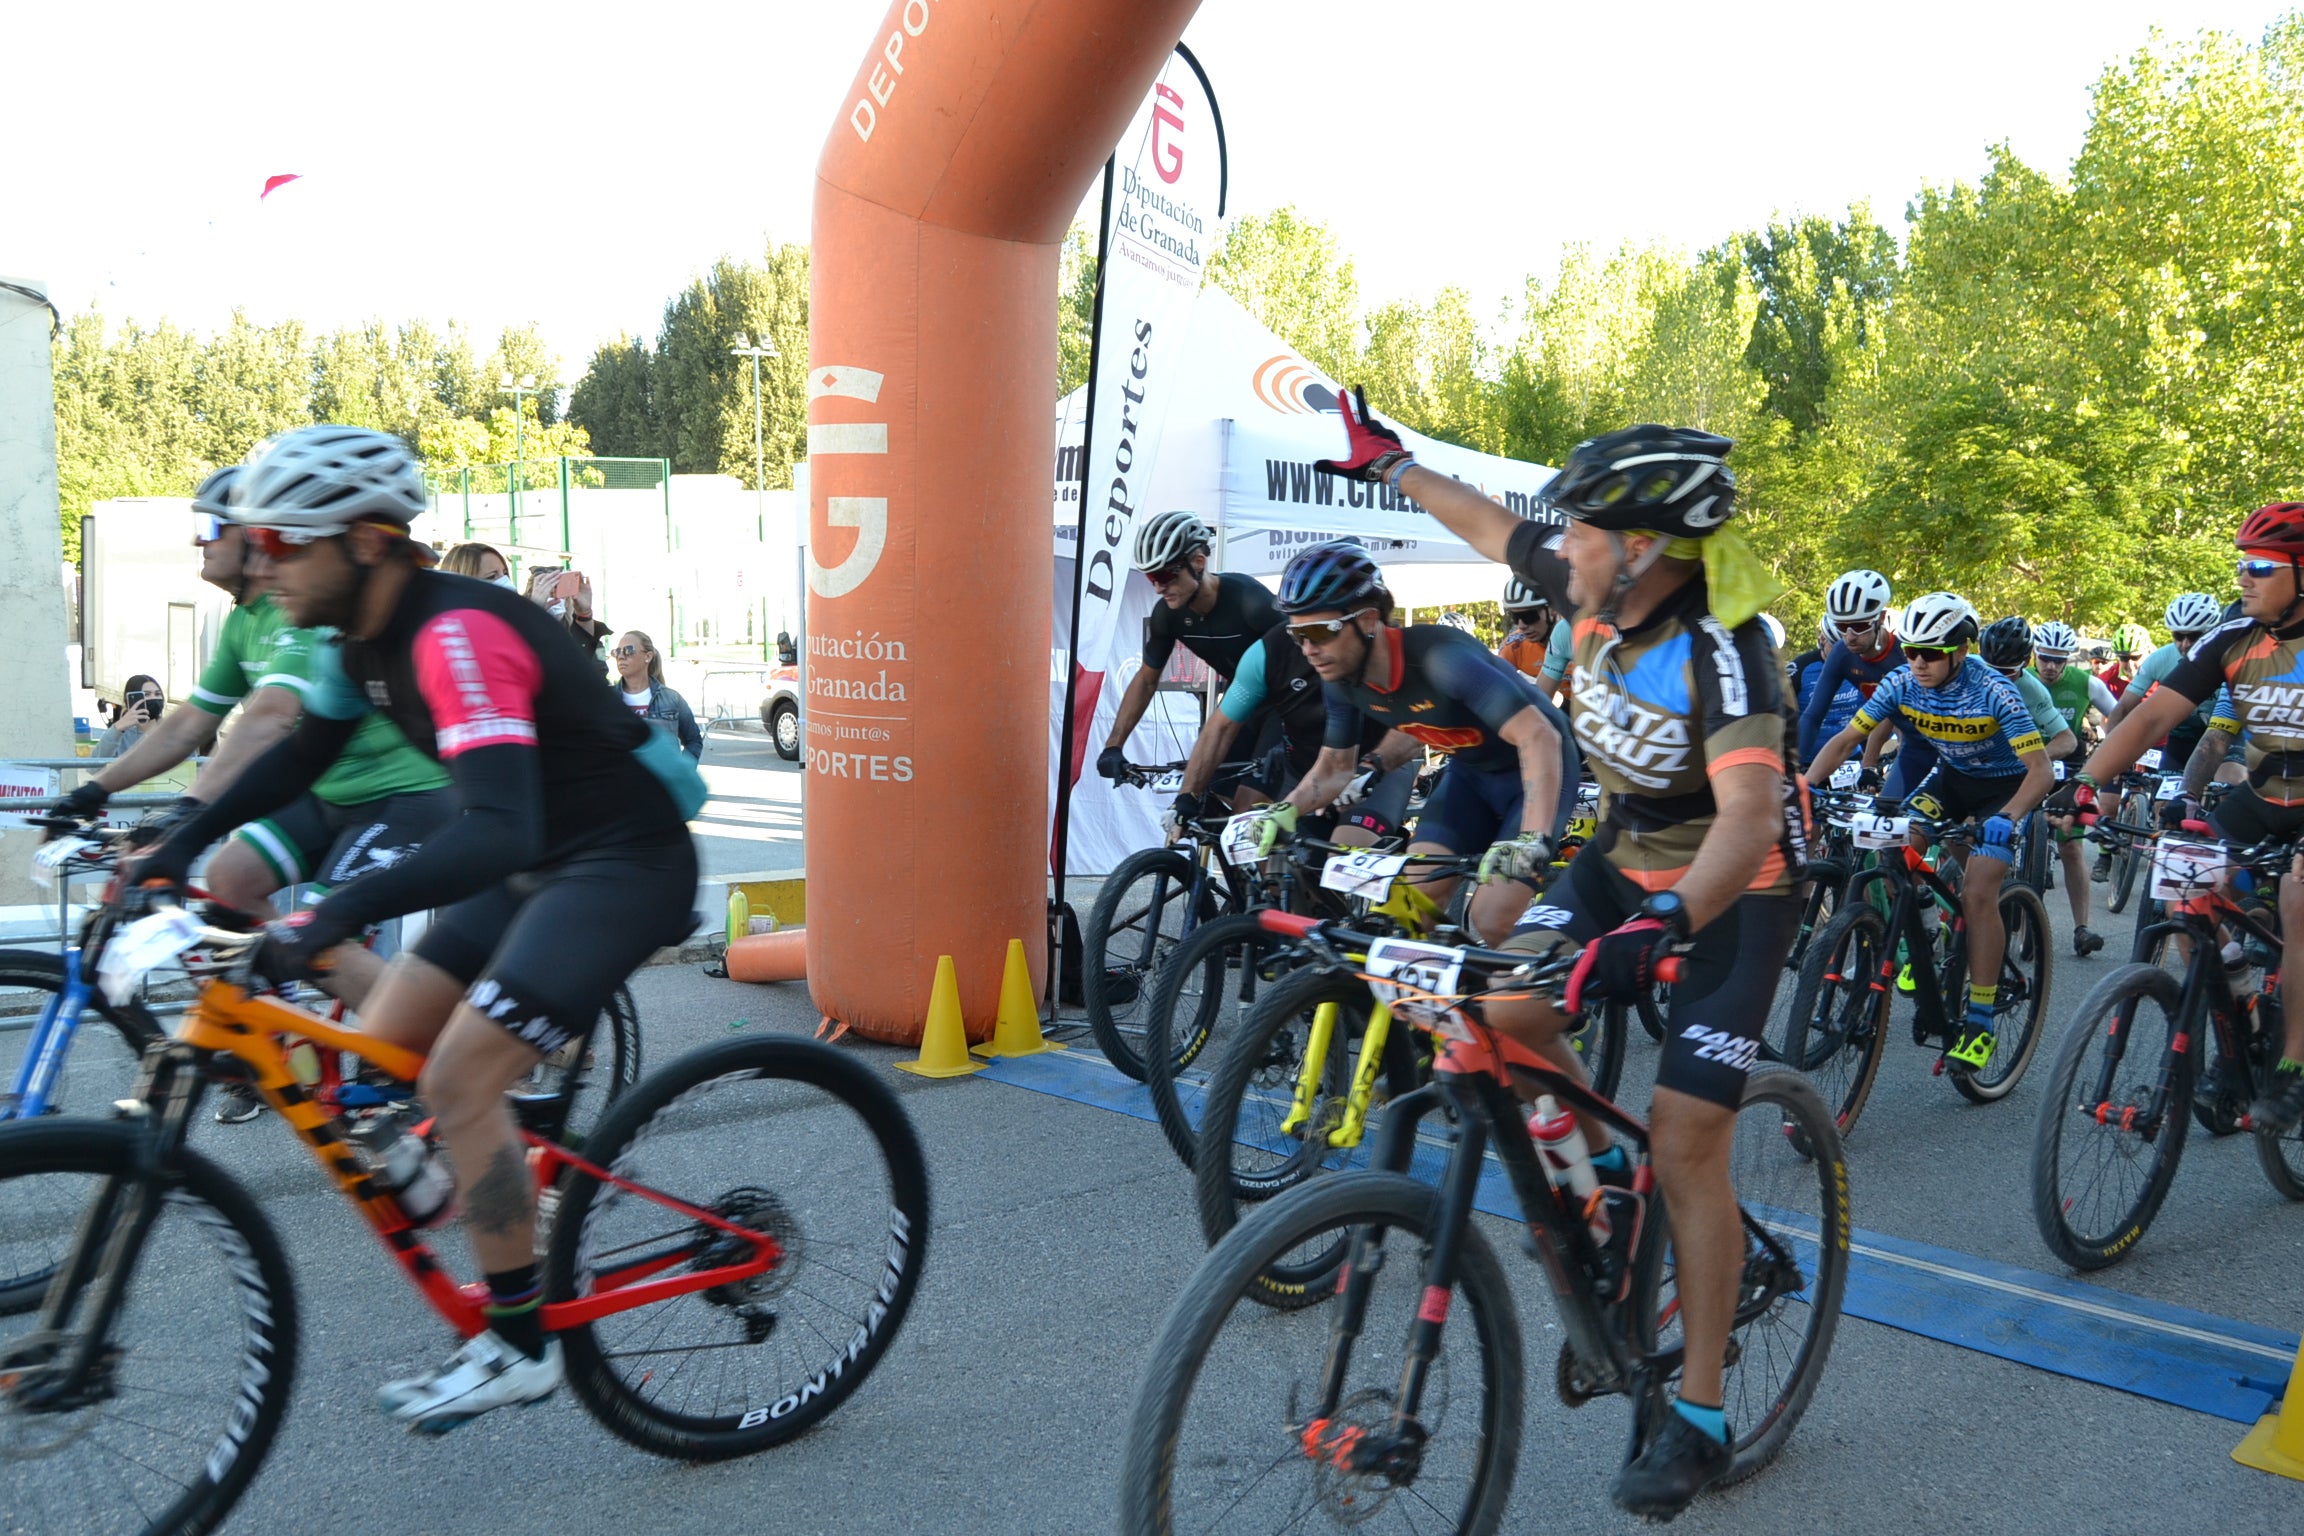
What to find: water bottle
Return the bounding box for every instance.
[1527,1095,1611,1249]
[726,886,750,946]
[378,1129,454,1227]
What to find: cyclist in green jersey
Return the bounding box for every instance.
[2029,621,2120,880]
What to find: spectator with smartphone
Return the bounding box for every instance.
[97,674,166,757]
[528,565,610,669]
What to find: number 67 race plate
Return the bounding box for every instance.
[1320,851,1409,899]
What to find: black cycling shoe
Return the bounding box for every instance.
[2072,925,2105,958]
[2249,1070,2304,1136]
[2090,852,2113,884]
[212,1081,265,1125]
[1612,1407,1733,1521]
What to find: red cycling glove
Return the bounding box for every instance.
[1314,386,1414,484]
[1563,916,1672,1014]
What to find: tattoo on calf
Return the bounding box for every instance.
[466,1142,531,1238]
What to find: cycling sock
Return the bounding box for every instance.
[1964,983,1998,1031]
[484,1263,547,1360]
[2278,1058,2304,1079]
[1672,1396,1728,1444]
[1592,1144,1630,1175]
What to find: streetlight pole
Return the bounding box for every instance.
[730,332,780,650]
[499,371,538,544]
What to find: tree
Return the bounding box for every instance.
[1204,207,1362,384]
[647,242,810,486]
[569,336,662,459]
[1056,222,1097,398]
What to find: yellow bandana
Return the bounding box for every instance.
[1644,529,1785,631]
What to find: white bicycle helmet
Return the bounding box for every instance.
[1130,510,1215,573]
[1825,568,1893,625]
[1501,578,1547,617]
[2163,592,2222,636]
[232,425,427,534]
[1900,592,1978,649]
[2031,620,2079,660]
[1757,612,1785,650]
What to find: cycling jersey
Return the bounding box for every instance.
[1219,624,1384,776]
[2129,641,2216,742]
[1141,573,1282,681]
[163,570,705,938]
[2163,613,2304,804]
[1496,627,1548,681]
[2031,663,2116,735]
[1792,646,1861,746]
[1796,634,1905,761]
[2005,669,2068,743]
[188,594,448,806]
[2097,661,2136,700]
[1320,624,1563,776]
[1848,656,2042,778]
[1543,618,1573,684]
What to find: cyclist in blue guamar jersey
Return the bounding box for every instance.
[1804,592,2054,1076]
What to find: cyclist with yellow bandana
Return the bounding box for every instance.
[1805,593,2054,1075]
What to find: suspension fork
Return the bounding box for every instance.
[1281,1001,1340,1137]
[5,956,86,1118]
[1327,1001,1396,1148]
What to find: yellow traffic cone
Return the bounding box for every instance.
[2236,1337,2304,1479]
[894,955,985,1078]
[974,938,1062,1059]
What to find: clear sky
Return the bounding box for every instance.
[6,1,2292,371]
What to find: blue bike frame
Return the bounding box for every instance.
[1,946,100,1121]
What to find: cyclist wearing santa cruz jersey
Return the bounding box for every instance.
[1325,393,1807,1519]
[139,426,706,1433]
[2067,503,2304,1134]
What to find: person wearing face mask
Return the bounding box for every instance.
[97,673,167,757]
[528,565,611,670]
[440,542,518,590]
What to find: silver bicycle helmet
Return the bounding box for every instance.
[233,425,427,534]
[1130,510,1215,573]
[1825,569,1892,625]
[1900,592,1979,649]
[2163,592,2222,637]
[2031,620,2079,660]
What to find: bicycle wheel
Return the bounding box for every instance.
[514,982,641,1147]
[1143,912,1293,1170]
[1580,998,1628,1102]
[1119,1171,1523,1536]
[0,950,163,1124]
[1782,862,1847,977]
[1083,847,1214,1081]
[0,1118,298,1536]
[2253,984,2304,1198]
[1194,968,1418,1309]
[1634,982,1670,1043]
[1774,906,1891,1132]
[544,1035,929,1460]
[2029,963,2191,1269]
[2107,800,2152,915]
[1951,883,2053,1103]
[1629,1062,1848,1487]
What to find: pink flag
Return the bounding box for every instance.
[260,173,301,200]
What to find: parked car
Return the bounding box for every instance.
[761,663,801,761]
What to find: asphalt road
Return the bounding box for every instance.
[9,862,2304,1535]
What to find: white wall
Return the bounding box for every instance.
[0,278,77,902]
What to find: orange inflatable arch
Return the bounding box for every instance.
[807,0,1204,1038]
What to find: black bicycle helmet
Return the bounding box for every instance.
[1977,615,2033,670]
[1536,424,1736,536]
[1276,540,1386,615]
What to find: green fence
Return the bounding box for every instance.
[425,456,672,556]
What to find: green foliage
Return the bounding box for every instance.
[1057,222,1098,398]
[568,336,661,459]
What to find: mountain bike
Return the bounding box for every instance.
[1120,910,1848,1534]
[2102,765,2163,917]
[1081,758,1263,1079]
[0,895,929,1535]
[1188,858,1641,1308]
[2032,819,2299,1269]
[1778,808,2052,1132]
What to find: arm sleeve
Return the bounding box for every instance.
[160,712,362,856]
[2019,675,2068,740]
[2210,686,2240,735]
[1696,618,1788,777]
[2086,675,2119,716]
[1141,609,1177,672]
[1797,642,1852,761]
[1503,519,1577,617]
[1218,640,1269,724]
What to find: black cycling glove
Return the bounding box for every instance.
[1096,746,1128,782]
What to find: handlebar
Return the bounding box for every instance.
[1252,910,1683,987]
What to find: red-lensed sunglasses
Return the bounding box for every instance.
[246,522,434,566]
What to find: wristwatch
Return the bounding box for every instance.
[1638,889,1692,939]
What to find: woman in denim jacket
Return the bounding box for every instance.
[611,630,703,761]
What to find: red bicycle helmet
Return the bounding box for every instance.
[2237,502,2304,554]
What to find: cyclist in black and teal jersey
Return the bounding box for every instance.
[1806,593,2055,1073]
[1978,616,2100,955]
[1241,539,1578,947]
[2104,593,2225,777]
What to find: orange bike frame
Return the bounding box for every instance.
[169,982,782,1337]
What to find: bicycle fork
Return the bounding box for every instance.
[1276,1002,1397,1149]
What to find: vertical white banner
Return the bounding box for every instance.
[1071,48,1228,671]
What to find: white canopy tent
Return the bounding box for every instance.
[1050,286,1562,875]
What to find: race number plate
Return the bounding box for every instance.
[97,908,202,1007]
[1220,814,1268,868]
[1365,938,1471,1040]
[1828,760,1862,790]
[2155,777,2183,802]
[1850,813,1909,850]
[2149,838,2227,901]
[1320,850,1410,899]
[2052,760,2067,781]
[31,837,93,873]
[2140,749,2164,771]
[1144,769,1185,794]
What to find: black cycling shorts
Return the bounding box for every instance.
[413,834,698,1057]
[1503,847,1799,1109]
[2208,784,2304,847]
[1906,764,2025,859]
[233,789,454,895]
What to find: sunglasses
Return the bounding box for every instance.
[1834,618,1879,633]
[1904,645,1959,664]
[1146,562,1197,587]
[1286,609,1375,645]
[612,645,645,659]
[2239,557,2287,579]
[193,512,226,545]
[245,520,425,563]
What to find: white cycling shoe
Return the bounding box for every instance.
[378,1331,562,1433]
